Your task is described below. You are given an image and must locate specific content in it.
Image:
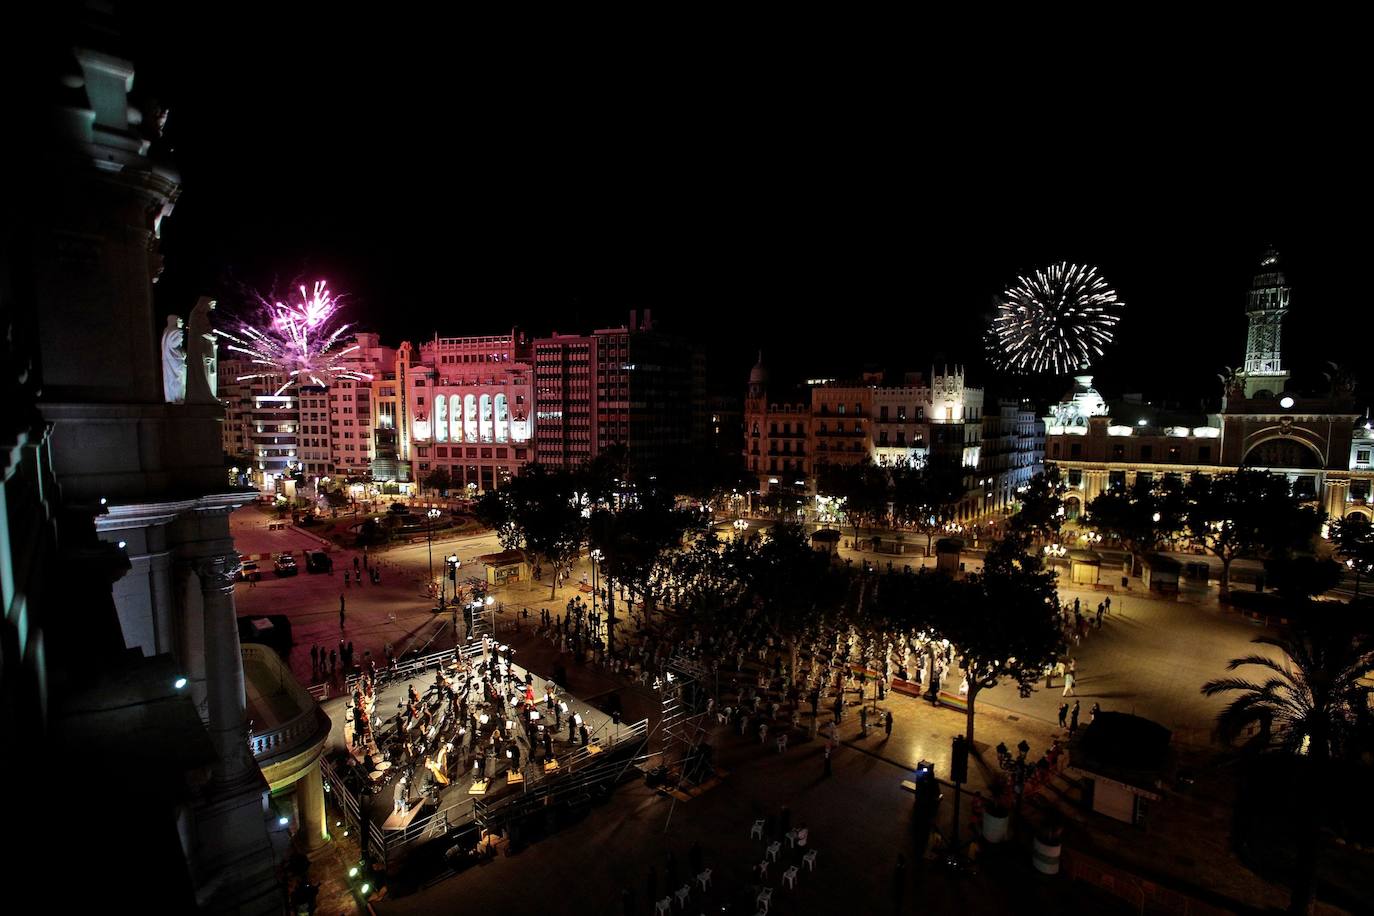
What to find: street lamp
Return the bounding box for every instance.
[590,548,603,614]
[427,508,441,603]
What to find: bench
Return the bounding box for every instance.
[890,678,923,699]
[936,690,969,713]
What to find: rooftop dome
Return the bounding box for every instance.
[748,351,768,388]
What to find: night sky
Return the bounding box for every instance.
[41,6,1367,408]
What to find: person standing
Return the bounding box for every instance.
[1089,701,1100,724]
[823,739,833,777]
[884,709,893,739]
[310,644,319,676]
[1058,703,1069,728]
[1069,700,1081,732]
[1062,671,1076,697]
[339,595,346,632]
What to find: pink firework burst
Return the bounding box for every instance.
[217,280,374,394]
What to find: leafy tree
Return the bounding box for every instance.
[1009,466,1065,542]
[1185,470,1324,599]
[1083,475,1186,572]
[589,486,694,647]
[1202,614,1374,914]
[741,522,847,685]
[423,466,452,496]
[1330,515,1374,597]
[475,464,587,599]
[817,459,890,538]
[892,459,964,557]
[934,534,1061,753]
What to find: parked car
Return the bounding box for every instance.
[273,553,298,576]
[305,551,332,574]
[237,561,262,582]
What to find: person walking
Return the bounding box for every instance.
[310,644,319,676]
[1062,671,1076,697]
[1069,700,1081,732]
[884,709,893,739]
[1057,702,1069,728]
[1090,701,1100,724]
[823,739,833,777]
[1096,602,1105,627]
[339,596,346,632]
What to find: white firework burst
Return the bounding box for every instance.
[988,262,1123,375]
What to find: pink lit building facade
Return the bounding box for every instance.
[401,332,535,492]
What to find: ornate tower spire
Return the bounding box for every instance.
[1239,247,1291,398]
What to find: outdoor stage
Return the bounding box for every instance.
[319,640,641,867]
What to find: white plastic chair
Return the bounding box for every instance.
[675,885,691,908]
[803,849,818,871]
[655,897,671,916]
[696,868,712,892]
[750,818,765,840]
[757,887,773,914]
[766,841,781,862]
[782,866,798,889]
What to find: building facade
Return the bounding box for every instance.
[531,311,705,481]
[744,358,1038,523]
[11,26,329,910]
[1045,252,1372,524]
[403,332,534,492]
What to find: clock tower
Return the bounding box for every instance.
[1238,248,1291,398]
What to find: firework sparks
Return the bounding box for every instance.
[216,280,373,393]
[987,262,1123,375]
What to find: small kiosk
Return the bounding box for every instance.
[1067,549,1102,587]
[1066,712,1171,825]
[477,550,529,587]
[935,537,964,576]
[811,528,842,556]
[1141,554,1181,595]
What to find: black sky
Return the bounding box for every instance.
[42,5,1369,408]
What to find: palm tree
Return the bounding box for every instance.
[1202,621,1374,914]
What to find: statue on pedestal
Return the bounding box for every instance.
[185,297,219,403]
[161,314,186,403]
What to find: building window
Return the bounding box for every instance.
[1112,443,1125,460]
[1198,445,1211,462]
[1068,469,1083,487]
[1358,449,1371,465]
[1069,442,1081,458]
[1140,445,1153,460]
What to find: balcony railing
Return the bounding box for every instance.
[243,643,330,764]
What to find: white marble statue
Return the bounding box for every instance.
[185,297,219,403]
[161,314,186,403]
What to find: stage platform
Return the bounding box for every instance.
[322,647,623,838]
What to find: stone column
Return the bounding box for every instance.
[297,762,329,852]
[1324,477,1349,523]
[195,554,254,783]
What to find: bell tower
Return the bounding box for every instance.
[1239,248,1291,398]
